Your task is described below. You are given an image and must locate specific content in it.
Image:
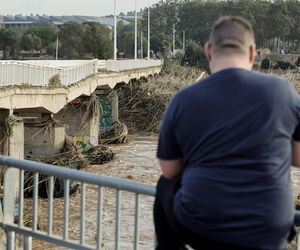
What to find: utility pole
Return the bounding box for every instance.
[141,31,143,59]
[173,0,178,56]
[55,25,58,60]
[55,37,58,60]
[114,0,117,60]
[182,30,185,53]
[147,0,151,60]
[173,23,176,55]
[134,0,137,60]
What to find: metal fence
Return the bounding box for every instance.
[0,59,163,87]
[106,60,162,72]
[0,156,156,250]
[0,60,98,86]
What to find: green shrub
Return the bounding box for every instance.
[260,58,271,70]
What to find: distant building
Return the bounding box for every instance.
[0,15,130,30]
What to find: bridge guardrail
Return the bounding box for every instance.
[0,59,162,87]
[0,59,98,86]
[0,156,156,250]
[106,59,162,72]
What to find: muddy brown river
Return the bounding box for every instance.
[29,135,300,249]
[32,135,160,249]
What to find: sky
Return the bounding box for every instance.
[1,0,160,16]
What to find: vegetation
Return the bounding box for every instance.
[0,22,112,59]
[144,0,300,53]
[261,58,271,70]
[1,0,300,64]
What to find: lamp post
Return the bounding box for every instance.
[173,23,176,55]
[114,0,117,60]
[147,0,150,60]
[141,31,143,59]
[182,30,185,53]
[55,25,59,60]
[134,0,137,60]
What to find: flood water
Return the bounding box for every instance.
[31,135,300,249]
[33,135,160,250]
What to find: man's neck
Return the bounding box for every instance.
[210,56,252,74]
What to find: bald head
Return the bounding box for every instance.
[210,16,255,56]
[205,16,256,72]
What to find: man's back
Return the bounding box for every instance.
[157,68,300,249]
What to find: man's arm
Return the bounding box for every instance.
[292,141,300,167]
[159,159,183,179]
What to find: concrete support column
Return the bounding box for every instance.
[54,95,100,148]
[0,113,24,249]
[96,89,119,132]
[24,122,65,158]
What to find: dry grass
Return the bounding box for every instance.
[118,64,206,133]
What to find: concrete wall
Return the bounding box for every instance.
[0,109,9,154]
[24,124,65,158]
[54,100,99,146]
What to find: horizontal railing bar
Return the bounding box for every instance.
[0,223,95,250]
[0,156,156,196]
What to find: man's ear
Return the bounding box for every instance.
[204,42,212,62]
[249,44,256,64]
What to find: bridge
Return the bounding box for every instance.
[0,59,161,156]
[0,59,162,249]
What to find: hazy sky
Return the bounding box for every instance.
[1,0,160,16]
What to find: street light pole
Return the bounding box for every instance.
[147,0,150,60]
[141,31,143,59]
[114,0,117,60]
[134,0,137,60]
[55,25,58,60]
[55,37,58,60]
[173,23,176,55]
[182,30,185,53]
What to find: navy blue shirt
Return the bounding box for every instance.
[157,68,300,249]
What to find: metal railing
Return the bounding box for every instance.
[0,60,98,86]
[106,59,162,72]
[0,156,156,250]
[0,59,163,86]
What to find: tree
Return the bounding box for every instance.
[59,22,86,59]
[29,23,56,48]
[21,33,42,51]
[118,30,135,58]
[0,29,21,59]
[182,39,207,69]
[150,33,171,56]
[80,22,113,59]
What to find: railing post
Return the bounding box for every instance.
[6,231,15,250]
[23,236,32,250]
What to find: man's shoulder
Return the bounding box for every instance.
[172,69,292,104]
[248,70,288,84]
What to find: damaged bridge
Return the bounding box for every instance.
[0,59,162,159]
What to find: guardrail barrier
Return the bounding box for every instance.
[0,156,156,250]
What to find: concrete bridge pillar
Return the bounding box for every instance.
[54,95,100,149]
[0,110,24,249]
[96,89,119,132]
[23,118,65,159]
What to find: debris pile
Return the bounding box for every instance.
[118,64,206,133]
[99,121,128,144]
[24,135,114,198]
[83,145,114,164]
